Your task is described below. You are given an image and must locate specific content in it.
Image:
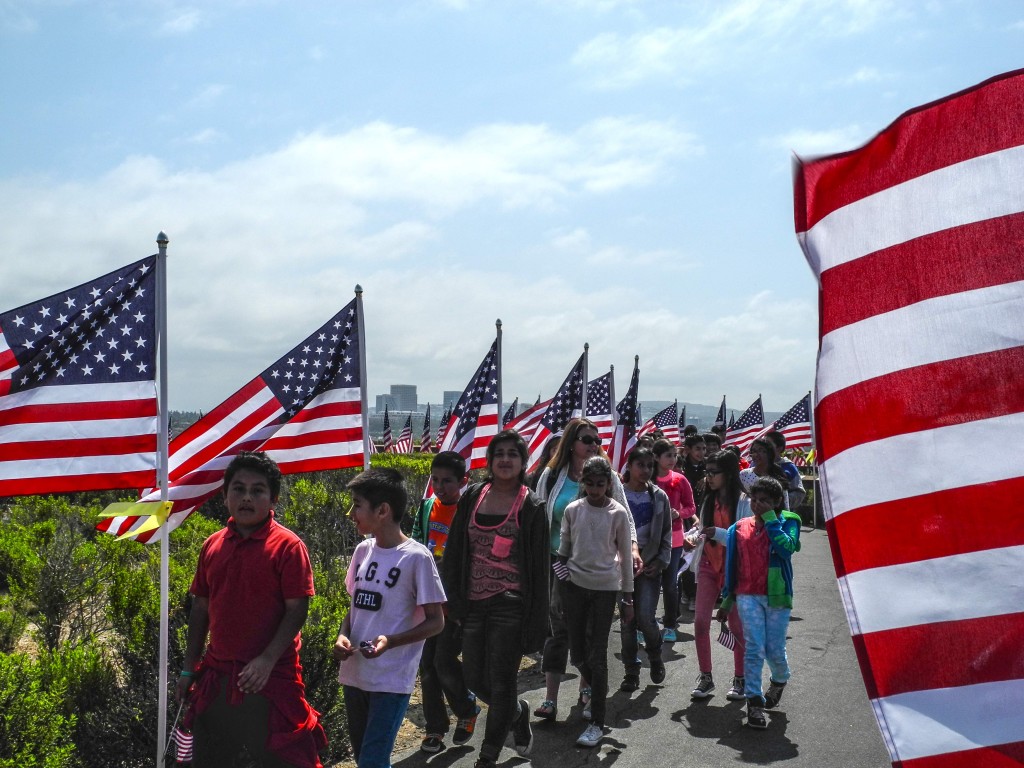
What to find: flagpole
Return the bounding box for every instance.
[581,343,589,416]
[495,319,502,431]
[155,231,171,768]
[356,285,369,467]
[608,364,617,432]
[808,388,818,531]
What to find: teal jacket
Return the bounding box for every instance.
[410,496,435,547]
[720,509,801,611]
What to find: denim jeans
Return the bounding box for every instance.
[419,617,476,735]
[659,545,683,629]
[620,571,662,674]
[540,555,570,674]
[562,581,617,726]
[342,687,410,768]
[460,592,526,762]
[736,593,791,703]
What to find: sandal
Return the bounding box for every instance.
[533,700,557,719]
[577,687,592,707]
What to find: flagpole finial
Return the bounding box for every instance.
[354,284,363,296]
[496,318,502,328]
[584,342,589,351]
[156,231,169,246]
[634,355,639,364]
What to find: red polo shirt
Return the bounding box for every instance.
[191,513,315,671]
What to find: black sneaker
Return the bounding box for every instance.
[746,701,768,729]
[726,676,746,701]
[765,680,787,710]
[512,699,533,757]
[421,734,446,754]
[650,659,666,685]
[620,673,640,692]
[452,704,481,745]
[691,672,714,699]
[473,758,497,768]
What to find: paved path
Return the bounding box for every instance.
[394,527,891,768]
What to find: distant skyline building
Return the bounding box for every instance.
[390,384,417,412]
[443,390,462,410]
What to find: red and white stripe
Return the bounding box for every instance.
[392,415,413,453]
[795,69,1024,768]
[505,398,551,445]
[439,403,498,470]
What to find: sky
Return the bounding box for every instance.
[2,0,1022,413]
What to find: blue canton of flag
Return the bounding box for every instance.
[439,339,500,469]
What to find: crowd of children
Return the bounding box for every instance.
[175,421,804,768]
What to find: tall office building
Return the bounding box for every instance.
[390,384,417,412]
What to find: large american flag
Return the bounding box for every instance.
[753,393,813,450]
[0,256,158,496]
[526,354,584,472]
[724,396,763,454]
[419,404,432,453]
[606,358,639,473]
[437,339,499,470]
[98,297,364,542]
[795,70,1024,768]
[505,395,551,445]
[638,401,679,444]
[585,371,614,447]
[392,414,412,454]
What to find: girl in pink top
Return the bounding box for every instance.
[651,439,695,642]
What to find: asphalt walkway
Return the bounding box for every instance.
[394,526,891,768]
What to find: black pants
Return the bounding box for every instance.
[562,581,617,726]
[419,616,476,734]
[460,592,525,762]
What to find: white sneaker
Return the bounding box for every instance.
[576,723,603,747]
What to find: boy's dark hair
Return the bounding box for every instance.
[765,430,787,452]
[224,451,282,499]
[683,433,706,449]
[722,444,741,457]
[486,429,529,485]
[702,432,722,447]
[347,468,408,522]
[581,456,613,484]
[682,424,699,437]
[651,438,676,457]
[431,450,467,479]
[750,476,786,509]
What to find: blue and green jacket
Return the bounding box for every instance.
[720,509,801,611]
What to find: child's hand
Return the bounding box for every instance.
[701,526,716,539]
[642,563,659,577]
[359,635,389,658]
[620,601,635,623]
[333,634,354,662]
[714,607,729,623]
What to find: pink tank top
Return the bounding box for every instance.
[468,484,528,600]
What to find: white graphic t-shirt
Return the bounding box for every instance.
[338,537,446,694]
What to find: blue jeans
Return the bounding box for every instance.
[736,594,791,704]
[343,687,411,768]
[460,592,525,762]
[620,571,662,674]
[540,555,570,674]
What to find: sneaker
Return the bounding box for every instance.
[452,704,481,745]
[473,758,497,768]
[637,630,645,647]
[691,672,715,699]
[726,676,746,701]
[620,673,640,692]
[765,679,787,710]
[746,702,768,729]
[512,699,533,757]
[650,658,666,685]
[421,734,446,754]
[662,627,677,643]
[576,723,604,748]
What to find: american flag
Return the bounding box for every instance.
[435,405,451,446]
[419,404,432,452]
[753,393,813,450]
[606,358,639,473]
[502,397,518,428]
[392,414,412,454]
[638,401,679,444]
[728,412,735,429]
[380,404,393,453]
[526,354,585,472]
[678,405,687,436]
[724,396,763,454]
[586,371,614,447]
[97,297,364,542]
[0,256,158,497]
[795,70,1024,768]
[505,395,551,445]
[714,396,727,428]
[438,339,499,470]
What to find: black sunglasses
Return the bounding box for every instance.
[577,434,602,445]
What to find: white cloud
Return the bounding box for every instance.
[769,125,869,157]
[836,66,891,85]
[187,84,227,108]
[182,128,224,144]
[158,8,201,35]
[0,117,719,407]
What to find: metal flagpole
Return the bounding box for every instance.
[581,343,589,416]
[608,364,617,432]
[495,319,502,431]
[155,232,171,768]
[356,286,370,468]
[808,388,819,531]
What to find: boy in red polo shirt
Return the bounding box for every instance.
[177,451,326,767]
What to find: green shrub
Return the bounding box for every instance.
[0,652,76,768]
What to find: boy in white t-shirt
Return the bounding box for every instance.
[334,468,446,768]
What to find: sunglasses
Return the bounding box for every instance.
[577,435,602,446]
[705,468,723,476]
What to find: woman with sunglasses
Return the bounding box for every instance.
[532,418,638,721]
[740,437,792,510]
[687,450,751,700]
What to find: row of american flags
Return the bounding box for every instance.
[4,69,1022,768]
